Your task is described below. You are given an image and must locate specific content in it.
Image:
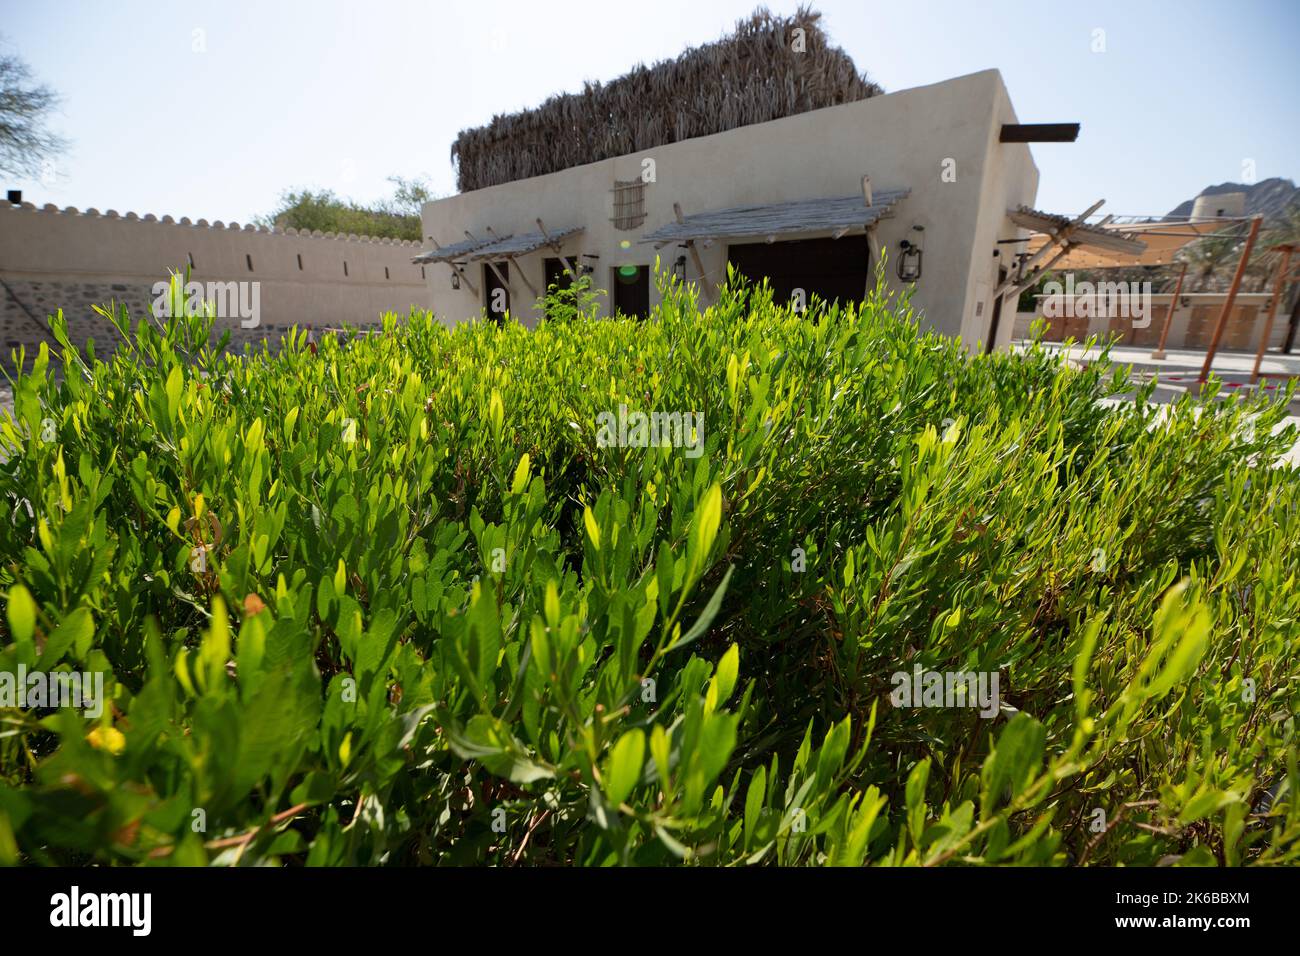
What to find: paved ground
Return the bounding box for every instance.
[1018,342,1300,396]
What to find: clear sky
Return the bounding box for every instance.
[3,0,1297,224]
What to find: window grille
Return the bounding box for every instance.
[611,179,647,230]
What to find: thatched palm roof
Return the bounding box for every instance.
[450,6,881,193]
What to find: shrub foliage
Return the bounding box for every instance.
[1,271,1298,866]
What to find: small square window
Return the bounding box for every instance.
[611,179,647,230]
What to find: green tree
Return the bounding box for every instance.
[255,175,437,241]
[1178,232,1242,292]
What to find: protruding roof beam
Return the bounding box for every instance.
[1000,123,1080,143]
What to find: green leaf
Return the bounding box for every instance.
[488,390,504,441]
[444,714,554,785]
[6,585,36,648]
[688,483,722,578]
[604,729,646,807]
[583,505,601,551]
[743,765,767,848]
[164,366,183,422]
[37,607,93,669]
[980,714,1046,816]
[511,453,530,494]
[669,565,733,653]
[712,643,740,704]
[1147,591,1211,699]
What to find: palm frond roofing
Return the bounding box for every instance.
[449,6,881,193]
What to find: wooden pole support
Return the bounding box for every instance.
[1151,260,1186,360]
[537,218,581,281]
[673,202,714,300]
[431,238,478,297]
[485,259,512,293]
[1251,245,1294,383]
[506,256,539,297]
[1198,215,1263,385]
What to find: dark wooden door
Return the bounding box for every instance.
[727,236,869,312]
[612,265,650,319]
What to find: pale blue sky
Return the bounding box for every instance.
[3,0,1297,224]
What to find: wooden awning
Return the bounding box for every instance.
[462,226,584,261]
[412,235,496,264]
[638,188,910,246]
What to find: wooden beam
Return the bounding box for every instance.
[1251,245,1294,383]
[864,225,878,298]
[535,218,560,251]
[861,175,873,207]
[535,218,580,282]
[486,259,512,294]
[673,202,715,299]
[1198,215,1263,385]
[1001,242,1077,305]
[687,245,712,299]
[430,238,478,297]
[506,255,539,298]
[866,224,882,272]
[1000,123,1080,143]
[1151,260,1187,360]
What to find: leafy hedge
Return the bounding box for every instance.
[1,272,1298,866]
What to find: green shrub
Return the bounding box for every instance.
[0,271,1297,866]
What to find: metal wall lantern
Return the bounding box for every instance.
[897,225,924,282]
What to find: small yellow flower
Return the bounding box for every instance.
[87,726,126,755]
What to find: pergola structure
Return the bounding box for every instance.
[1001,203,1279,384]
[994,201,1148,302]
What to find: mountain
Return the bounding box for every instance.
[1167,177,1299,220]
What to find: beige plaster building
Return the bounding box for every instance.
[416,69,1043,350]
